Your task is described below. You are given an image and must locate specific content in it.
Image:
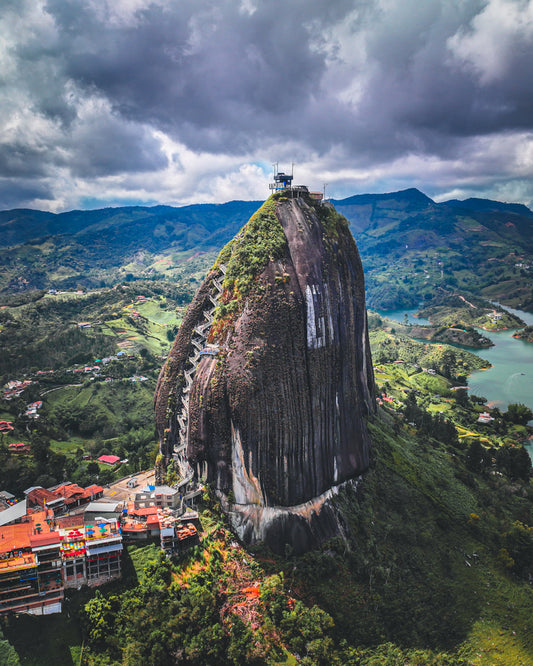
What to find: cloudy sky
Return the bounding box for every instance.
[2,0,533,211]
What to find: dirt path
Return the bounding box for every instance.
[457,295,477,309]
[39,384,83,396]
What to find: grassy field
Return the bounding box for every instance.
[97,296,182,356]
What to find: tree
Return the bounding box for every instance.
[455,389,469,408]
[0,627,20,666]
[495,445,512,476]
[439,350,456,379]
[504,403,533,426]
[501,521,533,578]
[35,474,56,488]
[509,446,532,482]
[465,440,490,474]
[87,461,100,476]
[84,590,119,644]
[403,391,422,424]
[99,468,115,485]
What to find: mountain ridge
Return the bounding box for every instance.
[1,188,532,313]
[2,188,533,249]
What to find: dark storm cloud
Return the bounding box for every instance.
[39,0,334,153]
[0,143,52,179]
[36,0,533,157]
[0,178,54,210]
[66,107,168,178]
[297,0,533,163]
[2,0,533,209]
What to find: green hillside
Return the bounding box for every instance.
[332,189,533,311]
[0,201,260,293]
[0,284,187,494]
[5,329,532,664]
[2,190,533,316]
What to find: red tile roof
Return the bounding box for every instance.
[8,442,30,451]
[0,524,32,555]
[98,454,121,465]
[27,487,63,508]
[0,510,58,555]
[84,484,104,496]
[55,515,84,530]
[29,532,61,547]
[130,506,159,517]
[52,483,85,499]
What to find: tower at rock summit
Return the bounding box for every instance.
[155,189,375,553]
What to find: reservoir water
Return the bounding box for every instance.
[378,306,533,460]
[374,307,431,326]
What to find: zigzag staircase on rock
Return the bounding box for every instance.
[173,265,225,482]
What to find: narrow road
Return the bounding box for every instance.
[40,384,83,396]
[457,295,477,309]
[102,469,155,502]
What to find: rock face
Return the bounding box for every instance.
[155,191,375,553]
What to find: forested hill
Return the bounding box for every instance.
[1,189,533,311]
[0,201,261,249]
[0,200,261,293]
[331,189,533,310]
[332,187,533,250]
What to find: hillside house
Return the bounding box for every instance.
[25,401,43,419]
[98,454,121,466]
[134,485,181,510]
[121,504,199,554]
[121,506,161,539]
[478,412,494,424]
[83,501,123,524]
[0,501,27,528]
[50,483,103,509]
[0,511,64,615]
[8,442,31,454]
[0,491,15,510]
[3,380,34,400]
[25,488,65,515]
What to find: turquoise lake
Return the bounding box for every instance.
[378,306,533,461]
[374,307,431,326]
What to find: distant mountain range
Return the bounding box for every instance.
[1,188,532,311]
[0,201,260,255]
[0,201,260,293]
[332,188,533,310]
[333,187,533,250]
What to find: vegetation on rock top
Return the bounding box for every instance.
[210,195,288,342]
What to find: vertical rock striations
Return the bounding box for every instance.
[155,191,375,553]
